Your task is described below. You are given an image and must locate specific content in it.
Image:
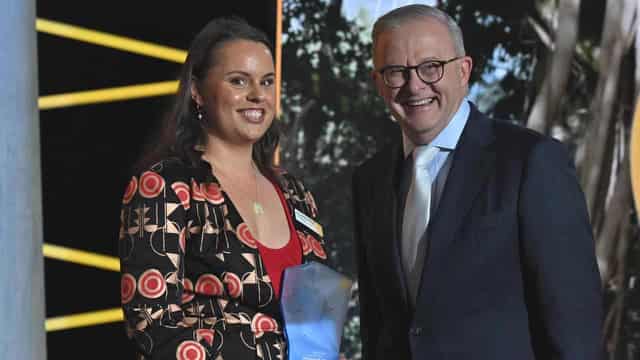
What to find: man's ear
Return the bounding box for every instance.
[190,80,203,106]
[371,69,385,97]
[459,56,473,86]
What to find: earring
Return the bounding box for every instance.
[195,104,204,122]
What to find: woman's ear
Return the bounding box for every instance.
[190,79,203,106]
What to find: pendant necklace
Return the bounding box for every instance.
[252,163,265,216]
[209,157,265,216]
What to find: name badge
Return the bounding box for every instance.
[294,208,324,237]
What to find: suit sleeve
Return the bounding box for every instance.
[352,169,381,360]
[119,170,213,359]
[518,139,603,360]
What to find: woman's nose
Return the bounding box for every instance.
[247,83,266,102]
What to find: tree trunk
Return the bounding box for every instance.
[578,0,637,215]
[527,0,581,134]
[596,141,632,282]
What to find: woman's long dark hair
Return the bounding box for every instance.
[136,17,281,180]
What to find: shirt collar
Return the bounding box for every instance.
[402,99,470,158]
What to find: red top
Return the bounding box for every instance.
[256,182,302,299]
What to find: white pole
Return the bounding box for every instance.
[0,0,47,358]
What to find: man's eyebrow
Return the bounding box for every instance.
[380,57,442,68]
[418,56,443,62]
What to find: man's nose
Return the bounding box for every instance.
[405,69,427,93]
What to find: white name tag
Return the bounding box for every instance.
[294,208,324,237]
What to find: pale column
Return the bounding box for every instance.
[0,0,47,358]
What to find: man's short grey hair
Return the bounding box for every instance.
[372,4,466,57]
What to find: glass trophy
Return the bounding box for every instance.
[280,261,352,360]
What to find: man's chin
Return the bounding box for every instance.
[399,122,444,145]
[401,117,440,132]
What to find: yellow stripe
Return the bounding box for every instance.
[631,98,640,214]
[38,80,179,109]
[43,243,120,272]
[275,0,283,117]
[46,308,123,332]
[273,0,283,167]
[36,18,186,63]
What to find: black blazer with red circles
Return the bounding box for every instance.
[353,104,603,360]
[119,158,328,359]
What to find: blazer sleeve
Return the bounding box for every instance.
[518,139,603,360]
[352,169,382,360]
[119,168,212,359]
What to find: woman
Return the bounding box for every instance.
[119,17,327,359]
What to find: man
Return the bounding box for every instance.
[352,5,603,360]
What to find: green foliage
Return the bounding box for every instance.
[282,0,392,173]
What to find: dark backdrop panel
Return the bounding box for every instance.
[37,2,276,358]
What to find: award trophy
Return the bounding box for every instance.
[280,261,352,360]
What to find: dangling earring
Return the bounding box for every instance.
[195,104,204,122]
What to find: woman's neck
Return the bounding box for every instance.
[201,137,255,176]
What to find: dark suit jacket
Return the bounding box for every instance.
[352,104,603,360]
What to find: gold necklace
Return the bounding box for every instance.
[208,158,264,216]
[252,163,265,216]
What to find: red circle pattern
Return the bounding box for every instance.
[251,313,278,336]
[122,177,137,204]
[191,179,205,201]
[176,340,206,360]
[182,278,195,304]
[121,273,136,304]
[139,171,165,198]
[223,272,243,298]
[171,182,191,210]
[195,274,224,296]
[202,183,224,205]
[137,269,166,299]
[196,329,215,346]
[236,223,257,249]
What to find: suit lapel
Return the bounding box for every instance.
[415,106,496,310]
[368,141,411,312]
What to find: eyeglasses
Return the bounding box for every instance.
[377,56,463,88]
